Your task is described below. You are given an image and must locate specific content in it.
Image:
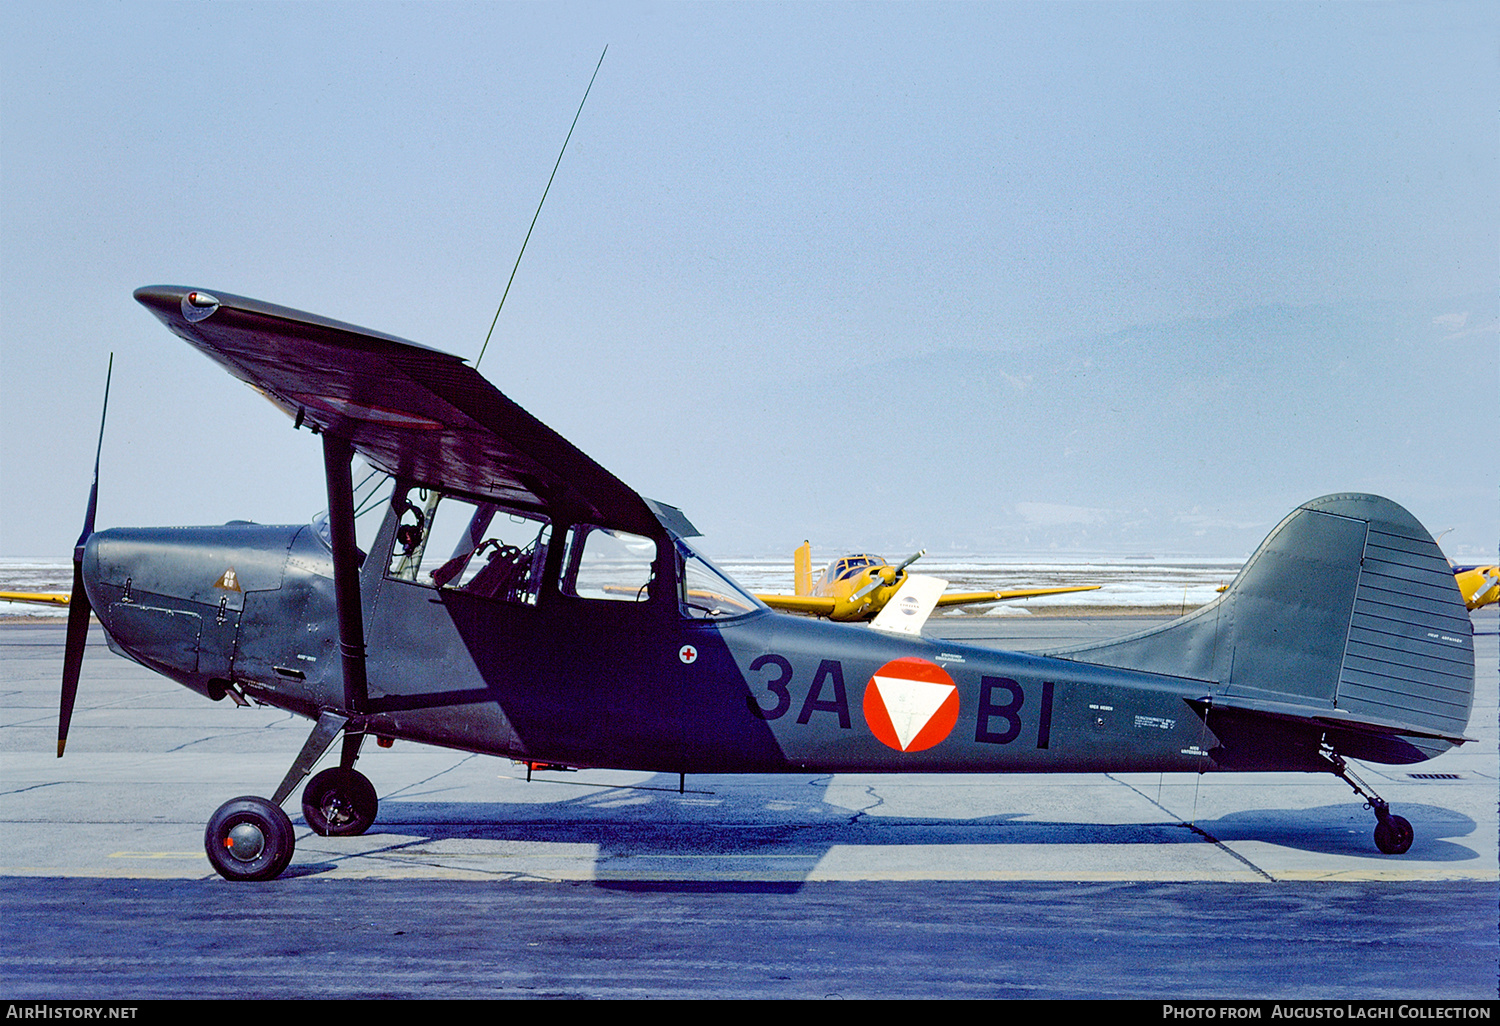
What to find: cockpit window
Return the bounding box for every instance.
[560,526,655,602]
[312,464,392,557]
[678,540,764,619]
[384,487,550,606]
[431,503,550,606]
[830,555,879,581]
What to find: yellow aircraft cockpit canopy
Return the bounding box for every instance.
[827,554,884,582]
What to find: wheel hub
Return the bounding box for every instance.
[321,795,354,828]
[223,821,266,862]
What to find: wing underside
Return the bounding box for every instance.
[133,286,660,536]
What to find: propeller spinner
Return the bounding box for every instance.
[849,549,926,604]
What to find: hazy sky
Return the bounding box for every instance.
[2,1,1496,560]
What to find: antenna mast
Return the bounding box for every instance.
[476,46,608,369]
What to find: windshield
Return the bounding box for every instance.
[312,464,393,556]
[676,539,765,619]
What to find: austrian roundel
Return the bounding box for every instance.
[863,657,959,753]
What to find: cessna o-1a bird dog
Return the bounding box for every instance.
[57,286,1475,880]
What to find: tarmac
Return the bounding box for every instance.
[1,610,1495,998]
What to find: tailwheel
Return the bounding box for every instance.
[1324,748,1415,856]
[301,767,378,837]
[206,796,296,881]
[1374,811,1414,856]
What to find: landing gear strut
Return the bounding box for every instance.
[1324,749,1413,855]
[204,430,380,881]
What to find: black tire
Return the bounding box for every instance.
[205,796,295,881]
[1374,814,1414,855]
[301,767,379,837]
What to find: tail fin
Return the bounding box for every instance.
[794,542,812,597]
[1052,494,1474,760]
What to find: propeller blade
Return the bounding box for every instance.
[893,549,926,575]
[851,569,895,604]
[850,551,925,604]
[58,355,112,758]
[57,562,92,757]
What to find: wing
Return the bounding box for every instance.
[133,286,660,536]
[756,594,839,616]
[0,592,70,606]
[934,585,1101,607]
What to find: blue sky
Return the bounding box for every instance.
[2,1,1496,559]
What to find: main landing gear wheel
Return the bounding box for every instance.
[1374,812,1414,856]
[205,796,295,881]
[301,767,378,837]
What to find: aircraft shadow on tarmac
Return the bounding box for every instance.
[272,771,1481,885]
[1183,803,1480,860]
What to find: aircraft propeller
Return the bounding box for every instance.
[849,548,926,604]
[58,355,112,758]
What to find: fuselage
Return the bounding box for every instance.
[81,517,1333,778]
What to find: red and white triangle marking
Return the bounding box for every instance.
[862,657,959,752]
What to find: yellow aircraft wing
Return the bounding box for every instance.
[756,594,839,616]
[0,592,71,606]
[935,585,1101,607]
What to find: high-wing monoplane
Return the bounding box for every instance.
[56,286,1475,880]
[755,542,1099,622]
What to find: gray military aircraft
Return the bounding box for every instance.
[57,285,1476,880]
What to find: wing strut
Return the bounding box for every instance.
[322,433,369,713]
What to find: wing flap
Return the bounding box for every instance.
[869,574,947,635]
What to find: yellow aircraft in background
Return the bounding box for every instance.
[754,542,1100,622]
[1455,565,1500,611]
